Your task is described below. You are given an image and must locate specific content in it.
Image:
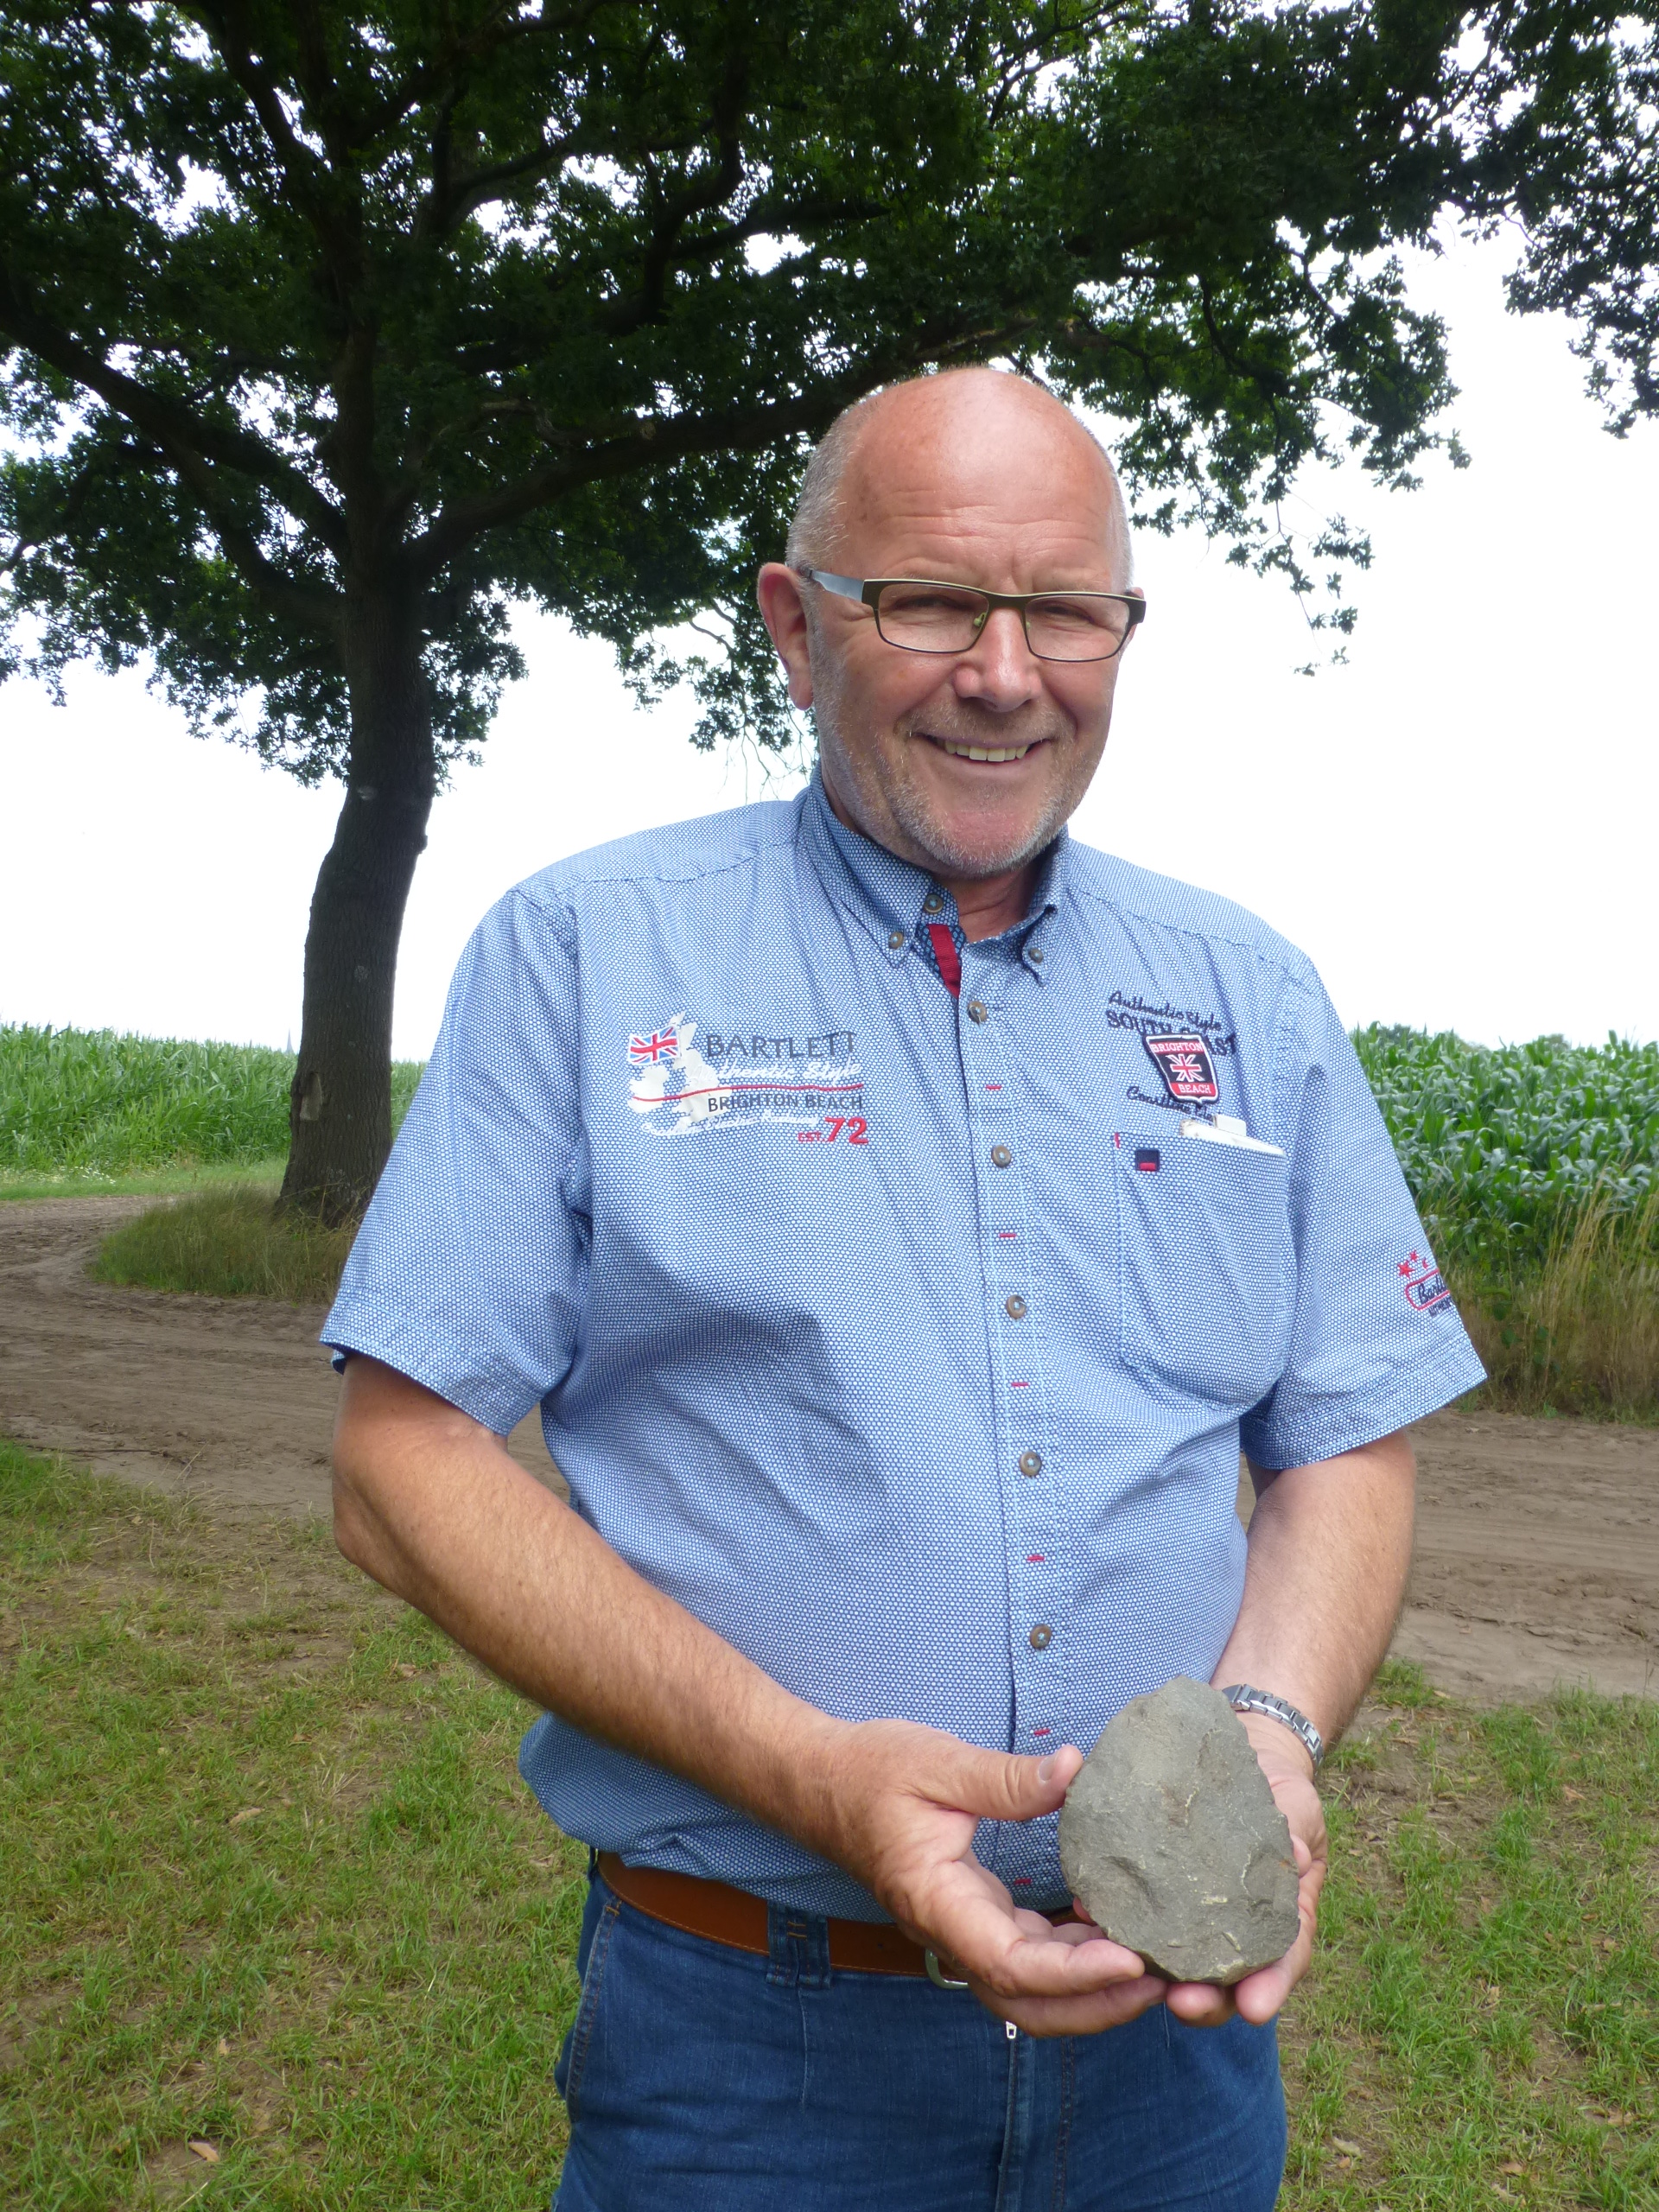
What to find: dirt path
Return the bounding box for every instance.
[0,1195,560,1512]
[3,1197,1654,1703]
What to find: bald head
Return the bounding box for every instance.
[756,363,1142,914]
[786,368,1131,585]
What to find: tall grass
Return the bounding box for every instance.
[88,1184,359,1304]
[0,1025,424,1182]
[1353,1028,1659,1417]
[1455,1190,1659,1417]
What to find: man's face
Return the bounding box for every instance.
[758,380,1137,883]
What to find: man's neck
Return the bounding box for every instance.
[817,768,1041,944]
[944,865,1039,943]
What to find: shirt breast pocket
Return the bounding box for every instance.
[1114,1130,1292,1409]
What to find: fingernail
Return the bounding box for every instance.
[1036,1757,1057,1783]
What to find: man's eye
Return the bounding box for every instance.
[880,587,983,615]
[1031,597,1111,627]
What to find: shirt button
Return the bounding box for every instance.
[1028,946,1045,965]
[923,892,944,914]
[1005,1294,1027,1319]
[888,930,906,950]
[1019,1450,1044,1478]
[990,1143,1012,1168]
[1028,1624,1053,1650]
[967,999,988,1024]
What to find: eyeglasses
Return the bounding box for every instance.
[796,568,1145,663]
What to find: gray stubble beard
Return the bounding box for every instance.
[812,696,1084,882]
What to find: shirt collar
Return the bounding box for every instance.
[798,767,1066,981]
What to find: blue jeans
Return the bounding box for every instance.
[552,1872,1286,2211]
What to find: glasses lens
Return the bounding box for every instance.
[1025,595,1133,662]
[873,582,988,652]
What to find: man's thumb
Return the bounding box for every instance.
[958,1743,1082,1821]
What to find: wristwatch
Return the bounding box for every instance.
[1220,1684,1325,1771]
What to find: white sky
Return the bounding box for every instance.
[4,233,1656,1060]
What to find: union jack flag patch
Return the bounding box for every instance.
[1141,1033,1220,1105]
[629,1031,679,1065]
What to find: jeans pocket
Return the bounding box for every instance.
[556,1890,622,2122]
[1115,1130,1290,1408]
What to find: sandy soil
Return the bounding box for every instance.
[3,1196,1654,1704]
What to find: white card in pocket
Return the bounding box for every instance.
[1180,1113,1284,1156]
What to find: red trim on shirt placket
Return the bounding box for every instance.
[926,922,963,998]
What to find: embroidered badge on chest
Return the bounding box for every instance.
[1141,1032,1220,1106]
[626,1014,865,1140]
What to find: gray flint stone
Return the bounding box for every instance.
[1057,1675,1300,1985]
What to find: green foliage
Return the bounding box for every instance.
[2,0,1656,767]
[0,1025,423,1182]
[1354,1027,1659,1414]
[8,2,1654,1210]
[1354,1027,1659,1275]
[91,1184,359,1303]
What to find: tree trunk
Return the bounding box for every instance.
[278,591,435,1224]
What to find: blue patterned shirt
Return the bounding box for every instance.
[323,772,1483,1918]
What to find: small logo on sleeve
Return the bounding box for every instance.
[1398,1251,1453,1313]
[1141,1033,1220,1105]
[1134,1147,1161,1173]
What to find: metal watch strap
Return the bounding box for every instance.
[1220,1685,1325,1771]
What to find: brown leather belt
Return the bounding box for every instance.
[596,1853,1077,1980]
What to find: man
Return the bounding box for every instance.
[326,369,1484,2209]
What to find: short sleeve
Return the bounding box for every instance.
[1240,975,1485,1471]
[321,887,588,1435]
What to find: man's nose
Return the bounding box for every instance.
[950,606,1042,710]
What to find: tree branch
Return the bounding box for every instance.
[0,283,340,631]
[0,272,348,563]
[407,314,1045,576]
[355,0,613,146]
[181,1,366,297]
[593,34,755,336]
[418,124,591,239]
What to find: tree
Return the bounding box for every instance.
[3,1,1654,1217]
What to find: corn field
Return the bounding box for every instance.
[1353,1027,1659,1414]
[0,1026,423,1179]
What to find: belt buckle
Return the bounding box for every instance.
[925,1948,969,1990]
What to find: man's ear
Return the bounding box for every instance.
[756,563,816,709]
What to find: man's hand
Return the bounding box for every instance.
[807,1718,1166,2034]
[335,1360,1154,2035]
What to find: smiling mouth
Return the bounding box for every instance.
[928,736,1039,764]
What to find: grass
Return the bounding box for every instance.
[1280,1658,1658,2210]
[1454,1192,1659,1421]
[88,1184,358,1305]
[0,1440,585,2210]
[3,1443,1654,2209]
[0,1026,423,1189]
[0,1159,291,1206]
